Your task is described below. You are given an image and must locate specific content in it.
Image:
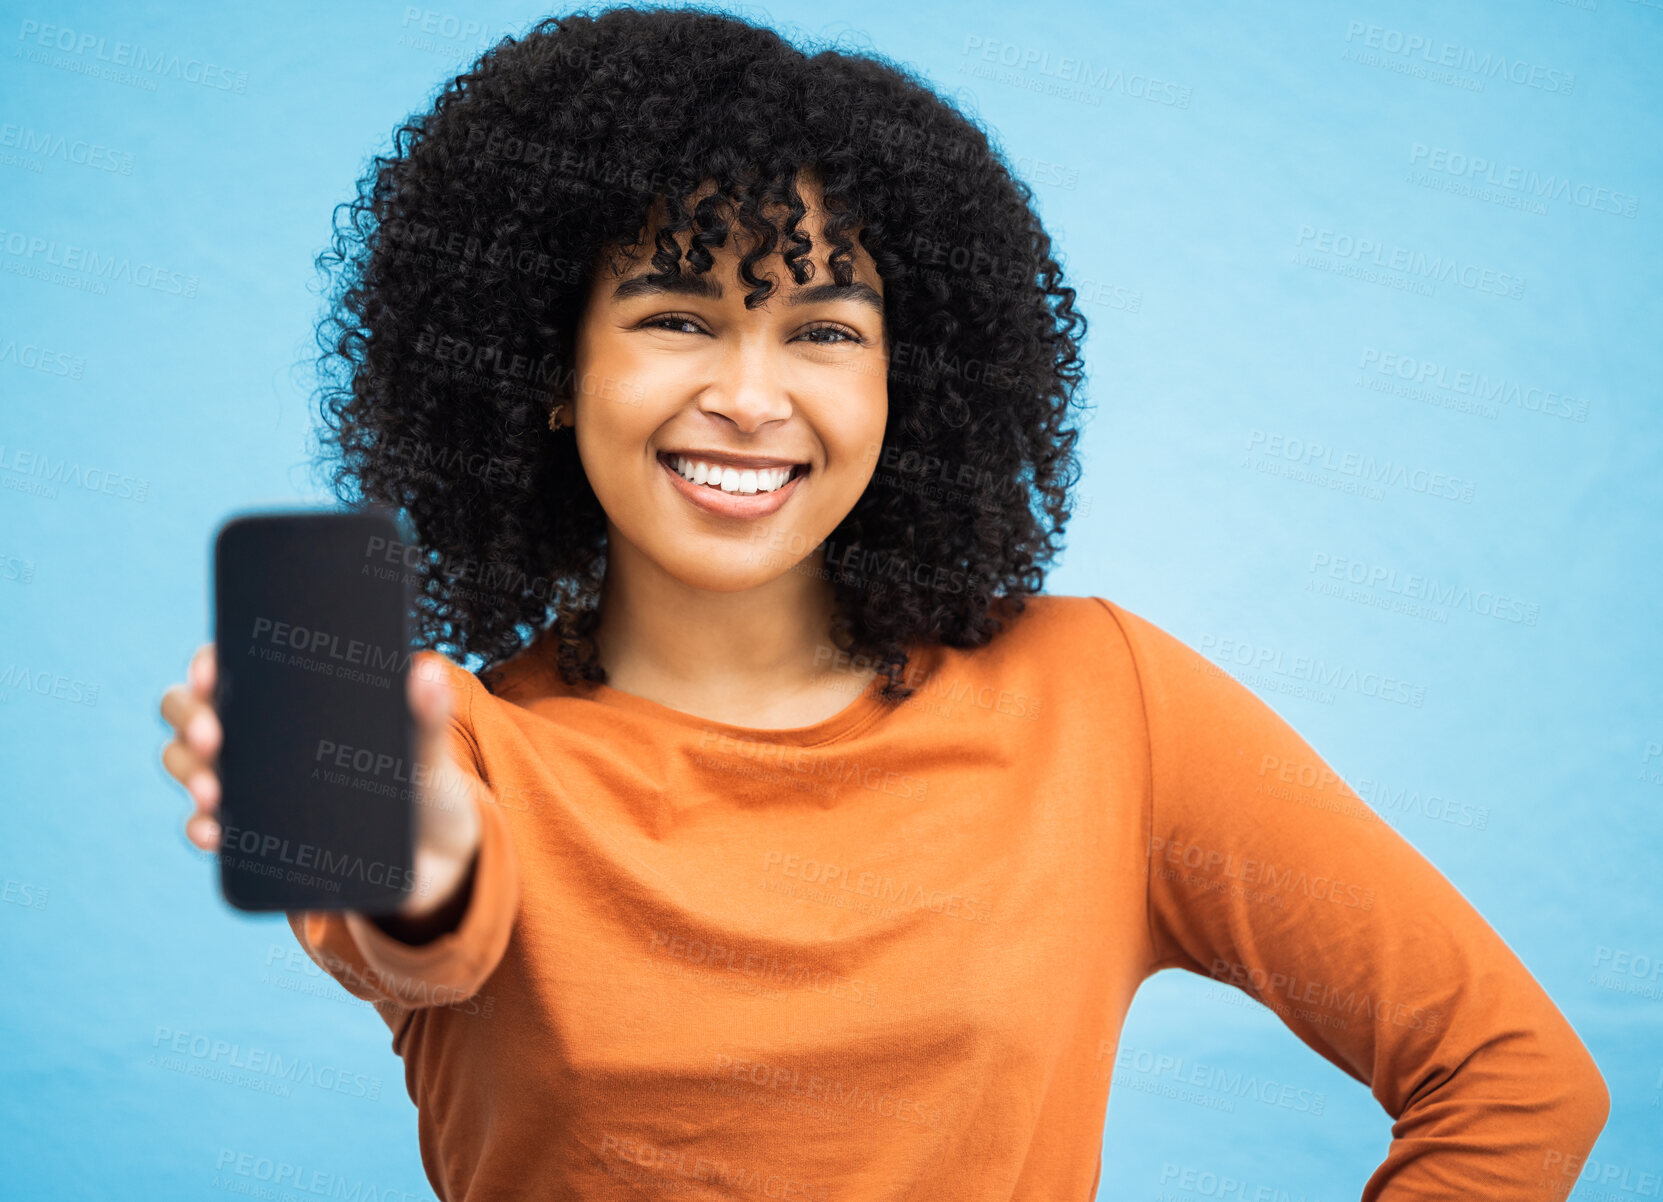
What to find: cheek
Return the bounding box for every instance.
[570,347,667,456]
[569,411,655,519]
[840,388,889,470]
[572,336,647,406]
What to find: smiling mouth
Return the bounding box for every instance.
[658,451,809,496]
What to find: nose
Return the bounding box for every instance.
[694,337,794,434]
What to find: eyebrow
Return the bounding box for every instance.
[610,273,884,316]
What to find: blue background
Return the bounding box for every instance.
[2,0,1658,1197]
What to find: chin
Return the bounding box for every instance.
[663,546,807,593]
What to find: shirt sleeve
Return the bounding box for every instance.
[1096,597,1609,1202]
[284,656,521,1016]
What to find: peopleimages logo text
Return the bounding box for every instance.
[1296,226,1524,299]
[1342,21,1575,94]
[16,20,250,92]
[960,35,1193,107]
[1409,144,1638,218]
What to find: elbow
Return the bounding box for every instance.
[1568,1045,1611,1141]
[1537,1039,1610,1191]
[1560,1035,1610,1135]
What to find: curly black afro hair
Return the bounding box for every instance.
[310,3,1090,703]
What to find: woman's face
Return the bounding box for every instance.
[564,183,890,595]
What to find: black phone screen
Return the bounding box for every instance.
[211,508,416,914]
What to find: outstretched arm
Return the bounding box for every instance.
[285,654,521,1017]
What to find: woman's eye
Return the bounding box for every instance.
[639,317,861,344]
[643,316,707,335]
[799,325,861,345]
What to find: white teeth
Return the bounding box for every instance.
[670,455,798,495]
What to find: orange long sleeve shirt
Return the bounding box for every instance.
[287,595,1608,1201]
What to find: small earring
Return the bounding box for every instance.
[547,402,567,432]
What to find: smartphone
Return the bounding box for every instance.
[211,507,416,914]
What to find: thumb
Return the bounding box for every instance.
[408,650,454,735]
[406,652,474,832]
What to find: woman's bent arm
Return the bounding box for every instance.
[1099,598,1610,1201]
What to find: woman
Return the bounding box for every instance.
[158,7,1607,1199]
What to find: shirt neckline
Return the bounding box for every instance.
[581,661,897,747]
[508,624,927,747]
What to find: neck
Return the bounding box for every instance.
[590,526,843,706]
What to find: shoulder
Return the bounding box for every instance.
[916,593,1162,705]
[975,592,1177,660]
[960,593,1214,711]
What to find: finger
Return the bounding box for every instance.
[159,682,221,760]
[159,681,191,731]
[408,656,467,818]
[189,642,216,699]
[161,738,221,812]
[160,735,200,786]
[409,650,451,705]
[185,813,221,851]
[408,652,454,734]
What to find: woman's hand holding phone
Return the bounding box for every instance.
[158,644,484,940]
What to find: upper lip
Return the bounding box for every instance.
[660,449,809,470]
